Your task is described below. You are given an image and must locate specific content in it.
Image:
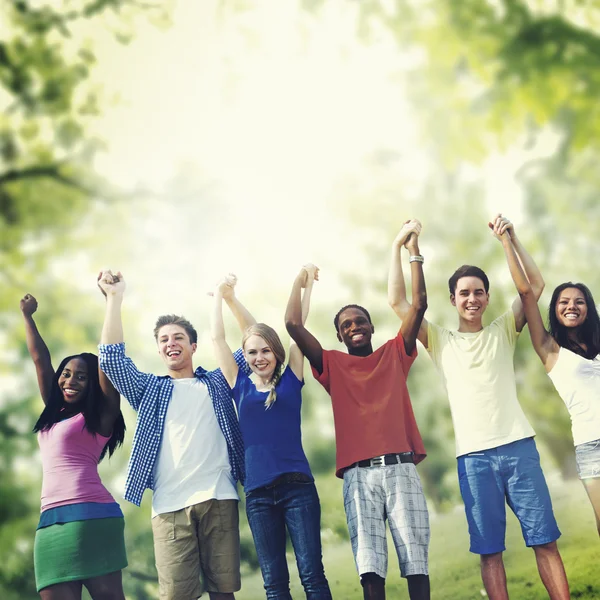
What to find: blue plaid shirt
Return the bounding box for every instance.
[98,343,249,507]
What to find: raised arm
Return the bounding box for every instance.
[210,277,239,388]
[388,219,429,348]
[20,294,54,404]
[219,273,257,333]
[490,214,545,333]
[285,266,324,374]
[492,223,559,371]
[288,264,319,379]
[94,271,123,429]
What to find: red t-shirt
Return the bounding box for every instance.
[312,331,426,477]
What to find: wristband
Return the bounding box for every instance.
[409,255,424,263]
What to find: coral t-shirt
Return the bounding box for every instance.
[312,331,426,477]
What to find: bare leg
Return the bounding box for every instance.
[361,572,385,600]
[480,552,509,600]
[407,574,430,600]
[532,542,570,600]
[39,581,82,600]
[582,477,600,536]
[208,593,235,600]
[83,570,125,600]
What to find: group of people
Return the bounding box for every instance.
[22,214,600,600]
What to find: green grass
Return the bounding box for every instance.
[238,476,600,599]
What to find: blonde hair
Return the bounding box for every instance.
[242,323,286,409]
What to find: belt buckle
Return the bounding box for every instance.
[370,455,384,467]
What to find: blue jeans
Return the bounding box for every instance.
[245,480,332,600]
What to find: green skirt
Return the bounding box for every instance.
[34,517,127,592]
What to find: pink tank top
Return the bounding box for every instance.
[38,412,115,511]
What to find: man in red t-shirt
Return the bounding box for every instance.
[285,221,430,600]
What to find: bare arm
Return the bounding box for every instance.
[288,264,319,379]
[96,271,123,431]
[399,235,428,355]
[220,274,257,333]
[388,219,429,347]
[20,294,54,404]
[490,214,545,332]
[494,228,559,371]
[285,267,324,374]
[210,279,239,389]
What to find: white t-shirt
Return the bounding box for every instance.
[547,347,600,446]
[427,310,535,457]
[152,378,238,516]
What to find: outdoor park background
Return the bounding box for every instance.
[2,0,600,598]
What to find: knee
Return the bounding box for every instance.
[532,540,558,555]
[480,551,503,566]
[360,572,385,588]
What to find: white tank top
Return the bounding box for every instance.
[547,347,600,446]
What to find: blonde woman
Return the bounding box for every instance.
[211,267,331,600]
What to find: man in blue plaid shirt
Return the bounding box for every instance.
[97,270,254,600]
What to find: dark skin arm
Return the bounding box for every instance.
[285,267,324,375]
[399,234,427,355]
[20,294,54,404]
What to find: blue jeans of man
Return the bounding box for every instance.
[245,480,332,600]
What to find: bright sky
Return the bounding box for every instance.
[46,0,542,349]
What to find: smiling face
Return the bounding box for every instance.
[451,276,489,330]
[157,324,197,375]
[57,358,89,404]
[336,307,374,355]
[243,334,278,381]
[555,287,588,328]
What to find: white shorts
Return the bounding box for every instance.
[343,462,430,579]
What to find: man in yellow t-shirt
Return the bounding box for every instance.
[389,215,570,600]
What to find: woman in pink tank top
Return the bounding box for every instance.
[21,293,128,600]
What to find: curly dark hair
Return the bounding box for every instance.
[333,304,372,333]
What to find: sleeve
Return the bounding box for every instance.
[98,343,152,412]
[426,321,446,368]
[311,349,331,393]
[493,310,519,348]
[283,364,305,388]
[392,331,417,376]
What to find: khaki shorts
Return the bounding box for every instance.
[151,499,241,600]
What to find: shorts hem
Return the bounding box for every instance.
[401,565,429,578]
[358,566,386,579]
[525,532,561,548]
[470,545,505,555]
[37,564,127,592]
[579,473,600,480]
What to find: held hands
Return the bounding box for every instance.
[394,219,422,250]
[488,214,514,241]
[97,269,126,297]
[210,273,237,300]
[20,293,38,316]
[297,263,320,288]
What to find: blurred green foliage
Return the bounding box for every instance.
[3,0,600,598]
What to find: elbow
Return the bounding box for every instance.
[413,291,428,314]
[518,287,535,302]
[285,318,302,336]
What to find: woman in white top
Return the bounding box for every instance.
[494,219,600,536]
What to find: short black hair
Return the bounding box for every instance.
[154,315,198,344]
[448,265,489,295]
[333,304,372,332]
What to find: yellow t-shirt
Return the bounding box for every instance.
[427,310,535,457]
